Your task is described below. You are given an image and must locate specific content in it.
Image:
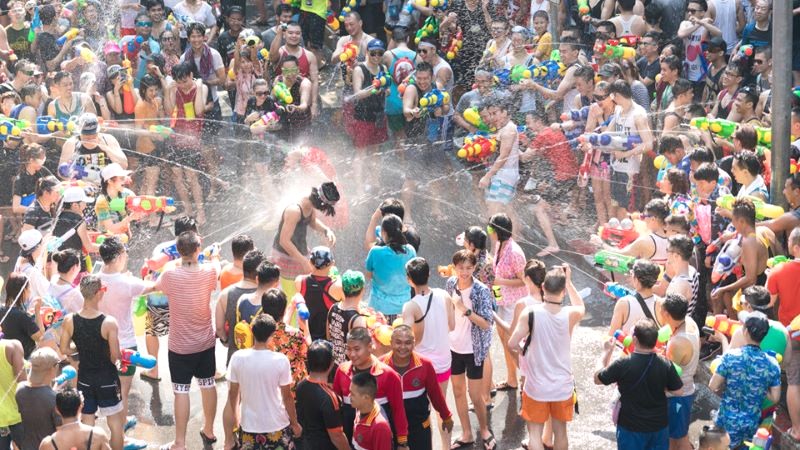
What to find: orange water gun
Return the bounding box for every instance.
[339,42,358,66]
[121,58,135,115]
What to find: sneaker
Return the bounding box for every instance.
[124,416,137,433]
[123,439,148,450]
[700,341,721,361]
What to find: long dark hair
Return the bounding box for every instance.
[52,248,81,274]
[309,182,340,217]
[35,175,59,198]
[464,226,488,251]
[381,214,407,254]
[5,272,28,309]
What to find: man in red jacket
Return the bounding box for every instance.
[381,325,454,450]
[333,326,409,449]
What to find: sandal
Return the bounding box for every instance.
[199,431,217,446]
[494,382,518,391]
[450,439,475,450]
[483,433,497,450]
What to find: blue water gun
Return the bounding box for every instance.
[529,60,566,83]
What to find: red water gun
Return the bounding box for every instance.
[613,329,634,354]
[119,348,157,371]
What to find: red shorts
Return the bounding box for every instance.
[351,118,389,148]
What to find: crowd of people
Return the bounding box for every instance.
[0,0,797,448]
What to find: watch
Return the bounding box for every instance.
[465,309,473,317]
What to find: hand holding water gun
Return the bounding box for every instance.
[710,237,742,284]
[119,349,157,371]
[36,116,76,134]
[705,314,742,337]
[604,282,635,300]
[594,250,636,273]
[257,48,269,61]
[598,218,639,248]
[613,329,634,354]
[745,427,772,450]
[370,71,391,94]
[292,294,310,320]
[457,133,496,163]
[250,111,279,133]
[56,28,79,46]
[272,82,293,105]
[109,196,175,214]
[578,132,643,152]
[398,74,415,96]
[560,106,590,123]
[47,229,76,252]
[767,255,789,268]
[0,120,21,141]
[787,315,800,341]
[146,243,180,271]
[148,125,174,139]
[463,107,495,132]
[445,30,463,60]
[326,10,339,31]
[415,16,439,44]
[54,366,77,386]
[339,42,358,65]
[121,58,135,115]
[419,89,450,109]
[529,60,566,82]
[198,243,220,263]
[715,194,784,220]
[690,117,737,139]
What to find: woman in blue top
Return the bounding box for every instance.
[365,214,416,319]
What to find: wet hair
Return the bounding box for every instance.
[666,169,690,195]
[260,288,287,323]
[20,84,40,102]
[688,0,708,11]
[256,261,281,286]
[251,313,277,342]
[596,20,615,36]
[186,22,206,37]
[99,236,126,263]
[732,197,757,227]
[633,318,659,348]
[661,55,682,73]
[693,163,720,183]
[5,272,28,309]
[139,73,160,92]
[668,235,694,261]
[524,259,546,291]
[231,235,255,260]
[737,87,759,110]
[743,285,771,311]
[392,27,409,43]
[662,293,688,320]
[173,216,198,236]
[644,2,663,26]
[21,142,46,162]
[171,61,193,80]
[281,54,299,67]
[351,371,377,398]
[405,257,430,286]
[632,260,661,289]
[645,199,670,223]
[688,146,715,164]
[35,175,59,198]
[415,61,434,76]
[618,0,635,11]
[665,215,690,234]
[175,231,201,257]
[347,326,372,345]
[559,36,581,52]
[276,3,293,15]
[464,226,488,251]
[309,182,340,217]
[53,71,71,85]
[242,250,265,280]
[542,266,566,294]
[754,46,771,60]
[379,198,405,220]
[744,311,770,343]
[38,4,55,25]
[672,78,694,97]
[55,388,82,418]
[452,249,477,266]
[574,65,596,83]
[79,274,102,300]
[307,340,334,373]
[734,125,758,149]
[659,135,683,155]
[733,150,761,177]
[532,10,549,21]
[381,214,408,254]
[52,248,81,274]
[609,80,632,99]
[488,213,512,242]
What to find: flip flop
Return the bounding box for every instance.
[199,431,217,446]
[123,439,148,450]
[483,433,497,450]
[450,439,475,450]
[494,382,518,391]
[140,373,161,382]
[124,416,137,432]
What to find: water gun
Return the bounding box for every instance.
[792,158,800,175]
[119,349,157,371]
[28,6,41,43]
[654,154,673,188]
[690,117,737,139]
[419,89,450,109]
[397,74,415,96]
[40,305,66,329]
[272,82,293,105]
[415,16,439,44]
[326,10,339,31]
[57,161,90,181]
[561,106,590,123]
[577,146,592,188]
[577,0,590,15]
[371,71,391,94]
[463,106,495,132]
[338,42,358,65]
[716,194,784,220]
[250,111,279,132]
[753,125,771,148]
[148,125,174,139]
[438,264,455,277]
[745,427,772,450]
[738,44,754,59]
[491,285,503,304]
[54,365,77,385]
[338,0,358,22]
[36,115,76,134]
[198,243,220,264]
[705,314,742,337]
[457,133,496,163]
[47,229,76,252]
[121,58,135,115]
[613,329,634,354]
[125,35,144,55]
[445,30,463,60]
[617,35,639,47]
[257,48,269,61]
[604,282,634,300]
[146,243,180,271]
[529,60,566,83]
[786,315,800,341]
[109,196,175,214]
[292,293,309,320]
[767,255,790,268]
[594,250,636,273]
[655,324,672,351]
[598,217,639,248]
[492,68,512,85]
[578,133,643,152]
[0,120,20,141]
[88,232,129,246]
[133,295,147,317]
[56,180,90,195]
[56,28,79,46]
[595,40,637,59]
[419,0,448,9]
[710,237,742,284]
[0,116,30,131]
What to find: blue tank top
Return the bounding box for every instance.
[385,48,416,116]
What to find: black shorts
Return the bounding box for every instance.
[201,99,223,141]
[450,351,483,380]
[137,141,168,168]
[168,346,216,392]
[408,420,433,450]
[165,144,203,171]
[77,370,123,416]
[300,10,326,50]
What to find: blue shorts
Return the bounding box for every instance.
[611,170,634,211]
[486,176,517,205]
[668,394,695,439]
[616,425,668,450]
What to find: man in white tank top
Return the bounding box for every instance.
[507,264,585,450]
[609,0,647,36]
[593,199,670,266]
[608,260,663,335]
[479,92,520,217]
[401,257,455,450]
[658,293,700,450]
[663,235,701,324]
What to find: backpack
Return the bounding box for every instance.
[233,301,262,350]
[390,50,416,85]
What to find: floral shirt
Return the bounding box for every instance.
[267,322,308,392]
[473,250,495,287]
[715,345,781,447]
[445,277,494,366]
[493,238,527,307]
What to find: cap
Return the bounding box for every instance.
[227,5,244,15]
[29,347,61,384]
[598,63,621,78]
[705,36,727,52]
[18,228,42,255]
[367,39,385,51]
[309,246,333,269]
[103,41,122,55]
[79,113,98,135]
[106,64,123,78]
[341,270,365,297]
[101,163,132,181]
[62,186,94,203]
[744,311,770,342]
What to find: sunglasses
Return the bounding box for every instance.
[21,69,34,76]
[136,21,153,27]
[255,91,268,96]
[282,68,299,74]
[369,51,384,57]
[162,35,176,41]
[594,93,608,101]
[687,8,703,13]
[418,48,431,54]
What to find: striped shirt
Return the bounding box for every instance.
[157,265,218,354]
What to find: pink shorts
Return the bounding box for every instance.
[436,369,452,383]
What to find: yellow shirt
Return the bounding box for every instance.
[0,342,21,427]
[533,32,553,60]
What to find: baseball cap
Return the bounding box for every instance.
[367,39,386,51]
[29,347,60,384]
[18,229,42,255]
[103,41,122,55]
[598,63,621,78]
[309,246,333,269]
[705,36,727,52]
[79,113,98,135]
[62,186,94,204]
[227,5,244,15]
[100,163,132,181]
[341,270,365,297]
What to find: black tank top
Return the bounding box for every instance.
[72,314,116,374]
[225,285,258,365]
[272,204,311,255]
[405,85,429,139]
[327,304,364,365]
[300,275,336,341]
[354,64,386,122]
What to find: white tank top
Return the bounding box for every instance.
[610,103,644,174]
[432,58,455,117]
[650,233,669,266]
[667,318,700,397]
[622,294,659,333]
[520,304,574,401]
[714,0,738,53]
[411,288,453,373]
[684,27,707,82]
[618,15,635,35]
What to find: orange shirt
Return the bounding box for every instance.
[219,264,243,291]
[766,260,800,326]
